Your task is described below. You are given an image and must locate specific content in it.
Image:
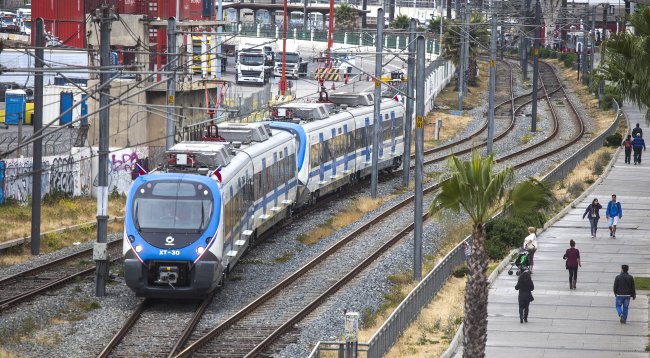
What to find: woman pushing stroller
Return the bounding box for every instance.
[522,227,538,274]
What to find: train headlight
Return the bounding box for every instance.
[196,246,205,255]
[135,245,143,253]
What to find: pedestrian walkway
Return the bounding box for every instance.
[483,104,650,357]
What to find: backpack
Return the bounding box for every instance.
[624,140,632,149]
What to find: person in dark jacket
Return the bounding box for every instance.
[606,194,622,238]
[623,134,633,164]
[632,123,643,138]
[613,264,636,323]
[583,198,602,238]
[563,240,581,289]
[632,133,646,165]
[515,269,534,323]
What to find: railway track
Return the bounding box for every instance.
[158,60,588,358]
[0,240,122,312]
[98,294,214,358]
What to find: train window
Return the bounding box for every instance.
[321,139,330,163]
[311,143,320,167]
[152,182,196,197]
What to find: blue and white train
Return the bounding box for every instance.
[123,92,406,298]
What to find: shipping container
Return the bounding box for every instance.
[44,86,84,127]
[56,0,84,21]
[32,0,55,21]
[55,20,86,48]
[85,0,119,14]
[118,0,139,14]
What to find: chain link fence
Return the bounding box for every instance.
[0,127,83,159]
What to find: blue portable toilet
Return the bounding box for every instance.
[60,91,74,125]
[80,94,88,126]
[4,89,26,125]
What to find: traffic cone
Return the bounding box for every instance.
[345,71,349,84]
[331,82,336,90]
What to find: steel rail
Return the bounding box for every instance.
[0,241,122,312]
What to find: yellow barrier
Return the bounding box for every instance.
[25,102,34,125]
[0,109,4,124]
[313,68,342,81]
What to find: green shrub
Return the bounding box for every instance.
[486,239,508,260]
[562,52,577,68]
[485,217,528,249]
[602,85,623,110]
[605,132,623,147]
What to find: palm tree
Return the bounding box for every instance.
[430,152,553,358]
[390,14,410,29]
[441,12,489,87]
[428,16,442,34]
[334,4,358,30]
[597,5,650,117]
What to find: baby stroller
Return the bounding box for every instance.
[507,249,530,276]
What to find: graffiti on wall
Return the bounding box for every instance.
[0,148,94,204]
[93,147,149,195]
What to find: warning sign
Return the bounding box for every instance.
[167,95,175,104]
[416,115,424,129]
[375,80,381,88]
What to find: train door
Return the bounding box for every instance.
[319,132,325,184]
[391,111,396,154]
[283,147,290,202]
[261,158,267,218]
[364,117,370,163]
[330,128,337,178]
[343,124,350,174]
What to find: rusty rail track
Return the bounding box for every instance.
[0,240,122,312]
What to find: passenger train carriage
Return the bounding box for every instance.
[123,93,407,298]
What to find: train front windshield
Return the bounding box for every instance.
[132,181,213,233]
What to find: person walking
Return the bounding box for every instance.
[613,264,636,324]
[623,134,633,164]
[606,194,622,238]
[523,227,538,273]
[563,240,581,289]
[632,133,646,165]
[632,123,643,138]
[582,198,602,238]
[515,269,535,323]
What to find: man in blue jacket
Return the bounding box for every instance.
[632,133,646,165]
[606,194,623,238]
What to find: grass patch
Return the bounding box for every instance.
[0,196,126,244]
[520,133,534,145]
[273,251,295,264]
[0,219,124,267]
[635,277,650,290]
[297,196,385,245]
[384,277,466,357]
[549,147,615,208]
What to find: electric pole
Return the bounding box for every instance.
[280,0,288,96]
[602,5,608,42]
[582,19,588,84]
[457,5,465,111]
[389,0,395,22]
[95,4,115,297]
[371,7,384,198]
[414,35,425,281]
[166,18,176,150]
[402,18,416,187]
[463,7,472,96]
[531,0,540,132]
[590,6,596,90]
[487,16,496,154]
[216,0,223,121]
[30,18,44,256]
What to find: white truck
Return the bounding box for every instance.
[236,43,274,85]
[16,8,30,35]
[273,46,308,79]
[236,51,268,85]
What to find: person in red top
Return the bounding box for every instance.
[563,240,581,290]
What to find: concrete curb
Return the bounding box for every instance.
[440,247,519,358]
[0,216,124,252]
